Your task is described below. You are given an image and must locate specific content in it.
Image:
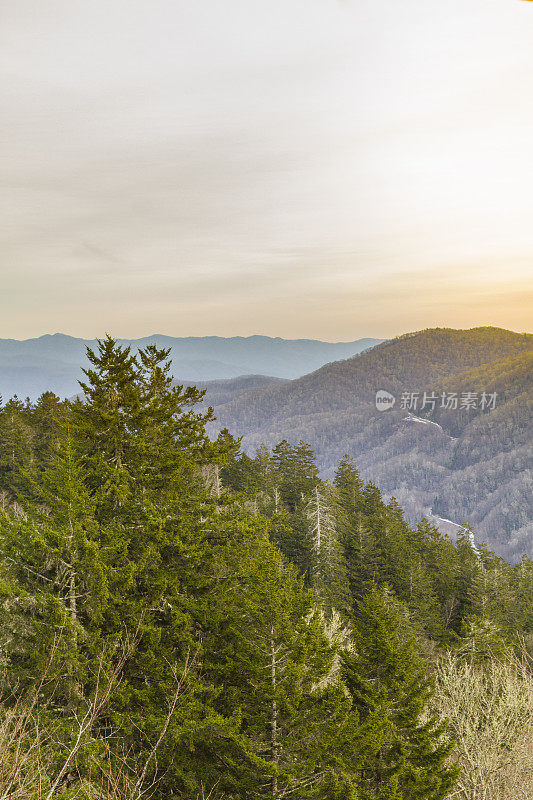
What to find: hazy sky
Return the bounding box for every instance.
[1,0,532,340]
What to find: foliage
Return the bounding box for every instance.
[0,336,531,798]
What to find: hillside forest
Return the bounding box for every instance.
[0,337,531,799]
[203,328,533,561]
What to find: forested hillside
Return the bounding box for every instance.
[0,337,531,799]
[182,374,288,407]
[203,327,533,560]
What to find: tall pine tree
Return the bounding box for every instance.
[342,585,457,800]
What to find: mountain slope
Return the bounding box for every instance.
[0,334,383,400]
[182,374,288,407]
[204,328,533,560]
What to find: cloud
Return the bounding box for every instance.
[0,0,532,338]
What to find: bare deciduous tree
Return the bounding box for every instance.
[434,649,533,800]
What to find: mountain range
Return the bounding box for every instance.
[2,326,531,561]
[0,334,382,401]
[197,327,533,561]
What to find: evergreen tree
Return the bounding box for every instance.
[334,458,378,605]
[412,519,459,638]
[203,520,365,799]
[342,585,457,800]
[271,439,319,511]
[0,425,108,699]
[305,484,350,615]
[0,396,33,495]
[68,338,235,796]
[456,614,507,664]
[452,530,483,631]
[30,390,65,473]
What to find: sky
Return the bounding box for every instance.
[1,0,532,341]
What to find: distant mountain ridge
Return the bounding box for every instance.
[0,333,383,401]
[200,327,533,561]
